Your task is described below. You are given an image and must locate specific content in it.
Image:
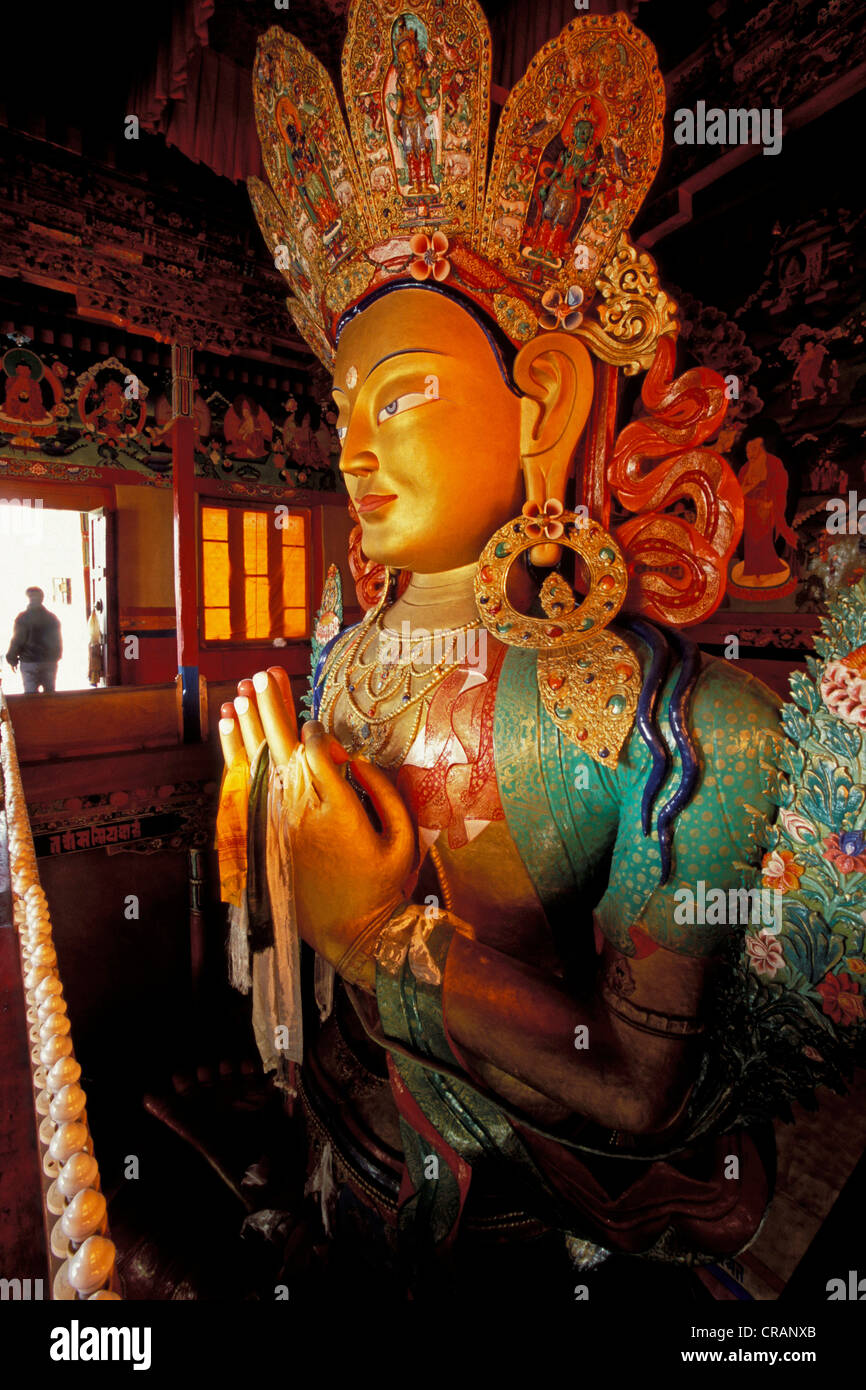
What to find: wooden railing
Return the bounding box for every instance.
[5,683,182,761]
[0,692,121,1299]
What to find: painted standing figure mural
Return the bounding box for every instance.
[730,425,799,599]
[218,2,866,1299]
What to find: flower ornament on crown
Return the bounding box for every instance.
[249,1,745,630]
[409,232,450,282]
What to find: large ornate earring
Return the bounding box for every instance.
[474,503,641,765]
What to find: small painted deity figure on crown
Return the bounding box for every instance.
[277,97,341,234]
[524,102,606,264]
[386,15,440,198]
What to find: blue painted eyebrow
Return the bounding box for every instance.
[365,348,447,381]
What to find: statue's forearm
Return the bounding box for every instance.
[442,933,697,1136]
[329,900,701,1135]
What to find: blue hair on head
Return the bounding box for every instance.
[655,628,701,884]
[622,617,701,885]
[621,616,671,835]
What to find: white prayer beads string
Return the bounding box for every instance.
[0,692,121,1300]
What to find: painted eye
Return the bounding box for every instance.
[376,391,429,425]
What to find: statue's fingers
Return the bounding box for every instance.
[218,703,247,770]
[234,679,266,761]
[300,720,348,803]
[252,670,297,767]
[348,757,415,870]
[329,740,354,768]
[266,666,299,743]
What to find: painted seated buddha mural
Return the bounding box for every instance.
[216,4,866,1295]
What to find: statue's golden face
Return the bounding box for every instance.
[333,289,525,572]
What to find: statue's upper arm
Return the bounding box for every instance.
[593,657,781,965]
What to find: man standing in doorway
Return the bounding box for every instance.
[5,587,62,693]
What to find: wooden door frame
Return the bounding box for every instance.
[86,506,119,686]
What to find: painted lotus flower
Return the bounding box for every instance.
[522,498,565,543]
[816,971,865,1025]
[823,831,866,874]
[315,610,340,646]
[820,644,866,726]
[761,848,804,893]
[745,931,785,978]
[778,806,816,845]
[538,285,584,332]
[409,231,451,283]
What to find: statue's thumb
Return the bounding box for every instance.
[351,758,414,862]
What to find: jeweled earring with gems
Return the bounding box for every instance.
[474,507,641,766]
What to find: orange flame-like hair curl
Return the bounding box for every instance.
[612,336,743,626]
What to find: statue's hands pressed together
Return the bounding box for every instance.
[219,668,416,991]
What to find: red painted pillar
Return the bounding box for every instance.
[171,342,200,742]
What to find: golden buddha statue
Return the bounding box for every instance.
[214,3,866,1297]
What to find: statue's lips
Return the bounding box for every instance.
[356,493,397,514]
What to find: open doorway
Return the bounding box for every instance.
[0,505,91,691]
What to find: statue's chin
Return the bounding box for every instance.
[361,524,488,573]
[360,540,406,569]
[361,533,431,572]
[363,543,478,574]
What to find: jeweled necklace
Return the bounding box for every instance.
[320,606,479,765]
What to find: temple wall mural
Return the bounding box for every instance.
[0,338,340,491]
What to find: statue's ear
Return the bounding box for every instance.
[514,331,594,502]
[513,332,594,564]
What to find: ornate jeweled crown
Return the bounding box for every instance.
[249,4,668,372]
[250,3,743,633]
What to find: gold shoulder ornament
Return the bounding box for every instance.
[475,504,640,766]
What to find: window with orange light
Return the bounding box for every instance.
[200,503,309,643]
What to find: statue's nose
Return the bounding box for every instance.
[340,448,378,480]
[340,412,378,478]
